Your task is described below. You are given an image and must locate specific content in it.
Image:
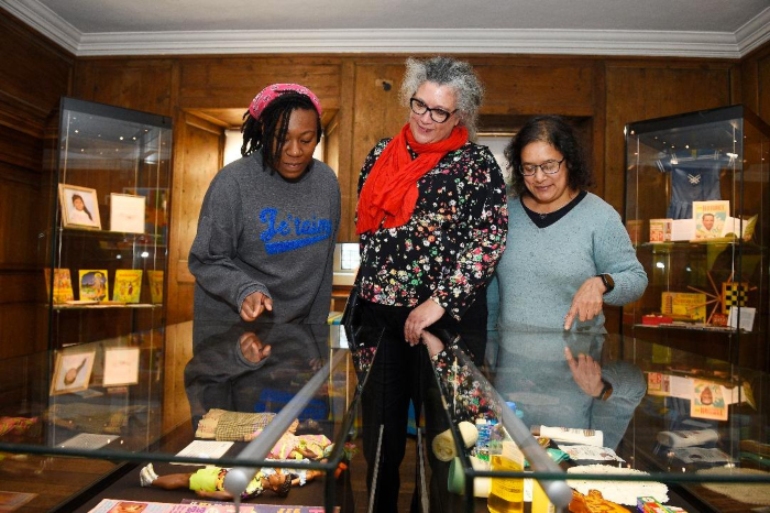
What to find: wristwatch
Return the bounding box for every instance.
[595,379,613,401]
[597,273,614,294]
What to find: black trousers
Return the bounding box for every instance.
[359,297,487,512]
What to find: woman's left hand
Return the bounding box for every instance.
[563,276,605,329]
[404,300,445,345]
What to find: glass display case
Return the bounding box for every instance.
[0,322,373,512]
[2,321,770,512]
[42,97,172,352]
[428,328,770,513]
[623,105,770,370]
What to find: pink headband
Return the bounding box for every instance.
[248,83,322,120]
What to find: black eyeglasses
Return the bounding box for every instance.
[409,98,457,123]
[520,157,566,176]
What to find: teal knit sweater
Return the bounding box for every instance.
[488,193,647,332]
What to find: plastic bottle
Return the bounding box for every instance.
[487,440,524,513]
[531,479,556,513]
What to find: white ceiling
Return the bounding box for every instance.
[3,0,770,58]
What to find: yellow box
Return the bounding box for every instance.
[661,292,706,321]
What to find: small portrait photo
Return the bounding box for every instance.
[50,350,96,395]
[59,184,101,230]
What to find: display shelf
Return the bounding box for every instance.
[623,105,770,370]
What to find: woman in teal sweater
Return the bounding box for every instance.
[488,115,647,334]
[485,115,647,450]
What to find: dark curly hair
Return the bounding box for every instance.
[504,115,594,197]
[274,472,292,497]
[241,92,323,173]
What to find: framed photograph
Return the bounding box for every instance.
[58,184,101,230]
[103,347,141,387]
[50,350,96,395]
[110,193,146,234]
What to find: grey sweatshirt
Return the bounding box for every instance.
[189,152,340,345]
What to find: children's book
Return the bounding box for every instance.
[78,269,109,302]
[45,268,74,304]
[648,219,672,243]
[113,269,143,303]
[147,270,164,304]
[692,200,729,240]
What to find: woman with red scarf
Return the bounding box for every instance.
[354,56,508,512]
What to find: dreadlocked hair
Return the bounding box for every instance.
[241,92,323,173]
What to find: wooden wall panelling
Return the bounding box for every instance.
[166,111,223,325]
[335,60,357,241]
[177,56,343,112]
[0,10,74,131]
[474,57,597,117]
[349,62,408,236]
[162,321,193,433]
[72,58,175,117]
[757,53,770,123]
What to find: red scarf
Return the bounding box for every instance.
[356,124,468,234]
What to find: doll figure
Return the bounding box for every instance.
[139,462,323,501]
[246,419,332,460]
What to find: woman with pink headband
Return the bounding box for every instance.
[189,83,341,348]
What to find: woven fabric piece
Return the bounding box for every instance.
[195,408,276,441]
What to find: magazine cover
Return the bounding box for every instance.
[183,500,333,512]
[78,269,109,302]
[88,499,330,513]
[692,200,729,240]
[45,268,75,304]
[147,270,164,304]
[691,379,728,421]
[113,269,143,303]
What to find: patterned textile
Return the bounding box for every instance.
[195,408,276,441]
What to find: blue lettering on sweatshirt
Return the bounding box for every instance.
[259,208,332,255]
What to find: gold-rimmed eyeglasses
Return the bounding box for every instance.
[520,157,566,176]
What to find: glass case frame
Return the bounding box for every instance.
[623,105,770,370]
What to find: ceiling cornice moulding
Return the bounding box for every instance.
[73,29,742,58]
[3,0,766,59]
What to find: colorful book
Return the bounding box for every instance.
[648,218,672,243]
[45,268,75,304]
[147,270,164,304]
[78,269,109,302]
[692,200,729,240]
[112,269,143,303]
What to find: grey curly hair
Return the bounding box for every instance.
[399,56,484,139]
